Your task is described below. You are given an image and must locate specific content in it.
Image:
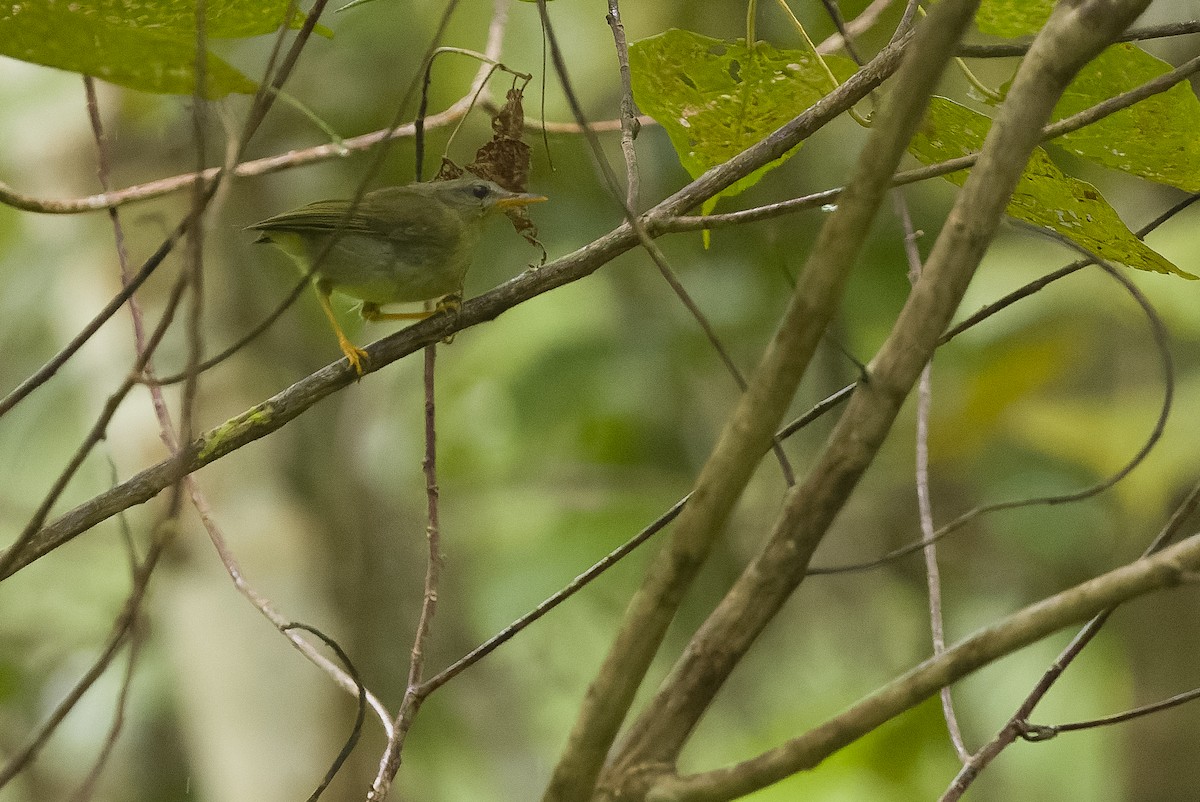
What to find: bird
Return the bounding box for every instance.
[248,176,546,375]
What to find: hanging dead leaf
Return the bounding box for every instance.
[435,157,464,181]
[466,84,546,266]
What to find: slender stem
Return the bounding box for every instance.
[606,0,640,211]
[367,344,444,800]
[893,189,971,762]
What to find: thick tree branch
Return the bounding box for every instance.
[545,33,914,802]
[595,2,979,795]
[598,0,1153,797]
[651,528,1200,802]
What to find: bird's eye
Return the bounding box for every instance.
[471,184,490,199]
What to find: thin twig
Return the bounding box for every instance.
[943,193,1200,343]
[817,0,864,64]
[367,345,444,800]
[956,19,1200,58]
[817,0,898,53]
[1023,683,1200,738]
[540,0,797,486]
[938,224,1182,801]
[48,78,157,802]
[606,0,641,210]
[422,493,691,694]
[892,189,971,761]
[147,273,311,385]
[280,623,367,802]
[68,622,143,802]
[180,0,209,481]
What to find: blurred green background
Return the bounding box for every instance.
[3,1,1200,800]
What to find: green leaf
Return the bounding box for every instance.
[629,29,857,214]
[0,2,261,96]
[27,0,316,38]
[910,97,1194,278]
[975,0,1053,37]
[1051,43,1200,192]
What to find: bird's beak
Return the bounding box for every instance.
[496,192,548,209]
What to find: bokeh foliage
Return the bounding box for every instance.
[1,1,1200,801]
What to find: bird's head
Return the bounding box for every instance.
[427,176,547,220]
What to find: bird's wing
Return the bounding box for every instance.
[360,187,462,246]
[248,190,461,249]
[247,199,382,236]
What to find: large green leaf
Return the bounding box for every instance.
[0,0,322,97]
[629,28,857,216]
[1050,43,1200,192]
[36,0,313,38]
[911,97,1194,278]
[975,0,1053,37]
[971,6,1200,191]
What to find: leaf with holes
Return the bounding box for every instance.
[629,28,857,219]
[1050,43,1200,192]
[911,97,1194,278]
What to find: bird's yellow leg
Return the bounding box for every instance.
[361,304,432,321]
[315,282,368,375]
[360,294,461,322]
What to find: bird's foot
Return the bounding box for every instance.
[336,337,368,377]
[434,293,462,315]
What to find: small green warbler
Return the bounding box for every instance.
[249,176,546,374]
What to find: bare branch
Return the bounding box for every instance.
[600,1,1152,795]
[655,527,1200,802]
[956,19,1200,58]
[595,3,981,793]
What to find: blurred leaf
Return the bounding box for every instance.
[629,29,857,217]
[1005,391,1180,518]
[24,0,316,38]
[975,0,1053,36]
[0,1,289,97]
[1051,43,1200,192]
[932,329,1077,460]
[910,97,1195,278]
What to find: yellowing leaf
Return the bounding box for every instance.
[911,97,1194,279]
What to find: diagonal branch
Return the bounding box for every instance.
[542,4,962,798]
[653,526,1200,802]
[598,0,1154,795]
[593,2,980,795]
